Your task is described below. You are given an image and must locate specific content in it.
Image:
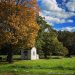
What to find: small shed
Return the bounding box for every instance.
[21,47,39,60]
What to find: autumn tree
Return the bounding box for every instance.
[0,0,39,63]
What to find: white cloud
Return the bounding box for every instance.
[66,0,75,12]
[41,0,62,12]
[63,0,66,2]
[38,0,75,25]
[44,16,65,24]
[61,27,75,32]
[67,20,73,23]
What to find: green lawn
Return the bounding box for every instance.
[0,57,75,75]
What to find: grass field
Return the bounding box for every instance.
[0,56,75,75]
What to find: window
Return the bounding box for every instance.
[33,51,35,56]
[24,51,28,56]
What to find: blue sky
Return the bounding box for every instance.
[37,0,75,32]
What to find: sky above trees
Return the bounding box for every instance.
[37,0,75,32]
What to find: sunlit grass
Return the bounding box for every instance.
[0,57,75,74]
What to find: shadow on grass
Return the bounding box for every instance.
[9,65,75,70]
[0,61,9,65]
[0,73,75,75]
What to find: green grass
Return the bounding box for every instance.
[0,55,21,60]
[0,57,75,75]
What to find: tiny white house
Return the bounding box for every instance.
[21,47,39,60]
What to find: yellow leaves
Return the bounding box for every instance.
[0,31,11,45]
[0,0,40,48]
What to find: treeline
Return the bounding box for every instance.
[0,16,75,59]
[36,16,75,58]
[0,0,75,62]
[58,31,75,56]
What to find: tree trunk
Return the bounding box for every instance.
[44,53,47,59]
[7,44,13,63]
[66,54,71,57]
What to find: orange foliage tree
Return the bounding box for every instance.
[0,0,39,62]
